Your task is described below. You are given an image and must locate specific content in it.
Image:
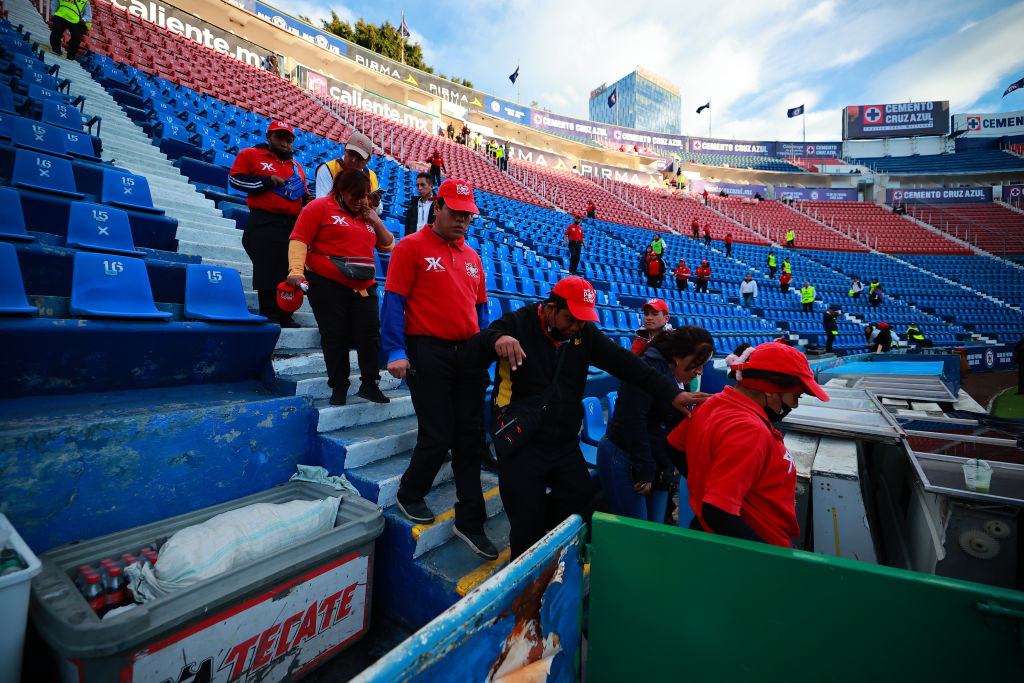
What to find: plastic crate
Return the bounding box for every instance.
[30,482,383,682]
[0,514,42,683]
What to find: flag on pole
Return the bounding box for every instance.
[400,17,410,38]
[696,102,710,114]
[1003,75,1024,97]
[509,65,519,84]
[607,88,617,108]
[787,104,804,118]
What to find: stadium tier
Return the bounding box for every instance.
[684,152,806,173]
[710,197,868,252]
[848,149,1024,174]
[792,201,972,254]
[906,202,1024,255]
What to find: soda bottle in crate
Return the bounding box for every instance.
[82,573,105,613]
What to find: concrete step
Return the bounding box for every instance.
[315,390,413,433]
[177,240,248,262]
[346,451,452,508]
[316,414,419,470]
[275,327,320,351]
[417,511,511,598]
[271,349,333,375]
[175,226,242,248]
[278,369,401,400]
[199,256,251,275]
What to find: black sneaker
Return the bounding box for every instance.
[454,525,499,561]
[329,389,347,406]
[356,384,390,404]
[397,498,435,525]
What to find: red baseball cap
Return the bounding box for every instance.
[276,280,305,313]
[732,341,829,401]
[266,121,295,136]
[642,298,669,314]
[551,276,600,322]
[433,179,479,214]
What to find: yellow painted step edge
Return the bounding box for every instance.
[411,486,501,540]
[456,548,511,597]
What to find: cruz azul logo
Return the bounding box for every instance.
[864,106,883,124]
[455,183,472,196]
[967,116,981,131]
[985,349,995,369]
[424,257,446,272]
[465,262,480,279]
[892,190,904,201]
[582,287,596,304]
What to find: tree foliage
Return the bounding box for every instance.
[321,12,472,88]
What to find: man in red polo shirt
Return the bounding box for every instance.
[667,341,829,546]
[425,149,446,187]
[229,121,310,326]
[724,232,733,257]
[585,200,596,220]
[563,214,586,275]
[690,218,700,239]
[382,179,497,560]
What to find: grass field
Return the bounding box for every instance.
[992,387,1024,419]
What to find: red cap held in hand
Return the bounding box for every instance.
[551,276,600,322]
[276,280,307,313]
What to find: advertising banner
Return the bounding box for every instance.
[506,141,574,171]
[1001,184,1024,202]
[687,137,776,157]
[113,0,268,67]
[689,179,767,198]
[844,101,950,139]
[577,160,661,187]
[297,65,441,134]
[777,141,844,159]
[484,96,531,124]
[774,187,858,201]
[963,344,1018,372]
[528,110,689,152]
[343,42,485,110]
[248,1,346,56]
[612,127,688,152]
[952,110,1024,138]
[886,187,993,204]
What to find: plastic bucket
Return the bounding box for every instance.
[0,513,43,683]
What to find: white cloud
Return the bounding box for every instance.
[288,1,351,28]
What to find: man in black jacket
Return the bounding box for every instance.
[465,276,709,559]
[823,305,840,353]
[403,172,435,237]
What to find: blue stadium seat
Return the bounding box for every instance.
[65,201,141,255]
[41,101,87,132]
[581,396,606,446]
[0,84,14,114]
[0,187,32,241]
[0,242,37,314]
[12,117,69,157]
[62,130,99,160]
[486,298,502,324]
[69,251,172,319]
[606,391,617,417]
[184,264,266,322]
[0,111,12,140]
[12,149,84,197]
[101,170,162,213]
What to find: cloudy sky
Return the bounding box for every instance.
[288,0,1024,141]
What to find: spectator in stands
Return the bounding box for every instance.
[383,179,497,561]
[651,234,666,257]
[601,326,714,523]
[502,141,510,171]
[1014,337,1024,395]
[48,0,91,60]
[786,228,796,248]
[866,323,893,353]
[564,215,586,276]
[782,257,792,277]
[639,246,654,279]
[703,224,712,247]
[800,281,816,313]
[447,122,455,140]
[701,188,710,204]
[869,282,884,308]
[586,200,596,220]
[460,123,470,145]
[849,277,864,299]
[869,277,881,295]
[425,149,446,187]
[691,219,700,239]
[779,271,793,294]
[404,172,436,237]
[670,176,677,189]
[262,53,279,73]
[823,305,841,353]
[695,259,711,293]
[229,121,311,326]
[466,276,709,559]
[288,169,394,406]
[315,132,380,203]
[646,253,666,289]
[673,258,690,291]
[739,274,758,308]
[631,298,674,355]
[667,341,829,547]
[724,232,733,257]
[905,324,933,348]
[495,143,506,172]
[719,189,728,197]
[767,251,777,278]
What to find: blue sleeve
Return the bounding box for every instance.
[476,302,489,331]
[381,291,409,363]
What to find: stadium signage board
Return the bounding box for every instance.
[774,187,858,201]
[484,97,531,123]
[577,160,662,187]
[776,141,843,159]
[952,109,1024,137]
[505,142,573,171]
[113,0,269,67]
[843,101,950,139]
[529,110,689,151]
[687,137,776,157]
[241,1,346,57]
[689,179,768,198]
[296,65,441,134]
[1001,184,1024,202]
[885,187,993,204]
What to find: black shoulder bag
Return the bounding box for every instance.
[489,344,567,459]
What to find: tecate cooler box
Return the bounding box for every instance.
[29,482,384,682]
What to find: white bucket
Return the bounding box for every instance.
[0,514,42,683]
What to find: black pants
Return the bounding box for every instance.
[242,207,298,321]
[676,278,688,291]
[567,241,582,275]
[787,239,795,248]
[50,16,86,57]
[780,284,789,293]
[825,332,836,352]
[499,439,597,560]
[691,230,699,239]
[429,166,442,187]
[725,244,732,256]
[704,237,710,246]
[398,336,488,532]
[587,210,595,220]
[803,302,813,312]
[304,271,381,391]
[769,266,777,278]
[695,279,708,293]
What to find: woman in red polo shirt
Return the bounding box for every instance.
[667,341,829,546]
[287,169,395,406]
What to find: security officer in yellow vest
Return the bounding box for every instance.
[786,228,796,248]
[801,281,816,313]
[49,0,91,59]
[767,250,777,278]
[906,324,932,348]
[315,131,381,205]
